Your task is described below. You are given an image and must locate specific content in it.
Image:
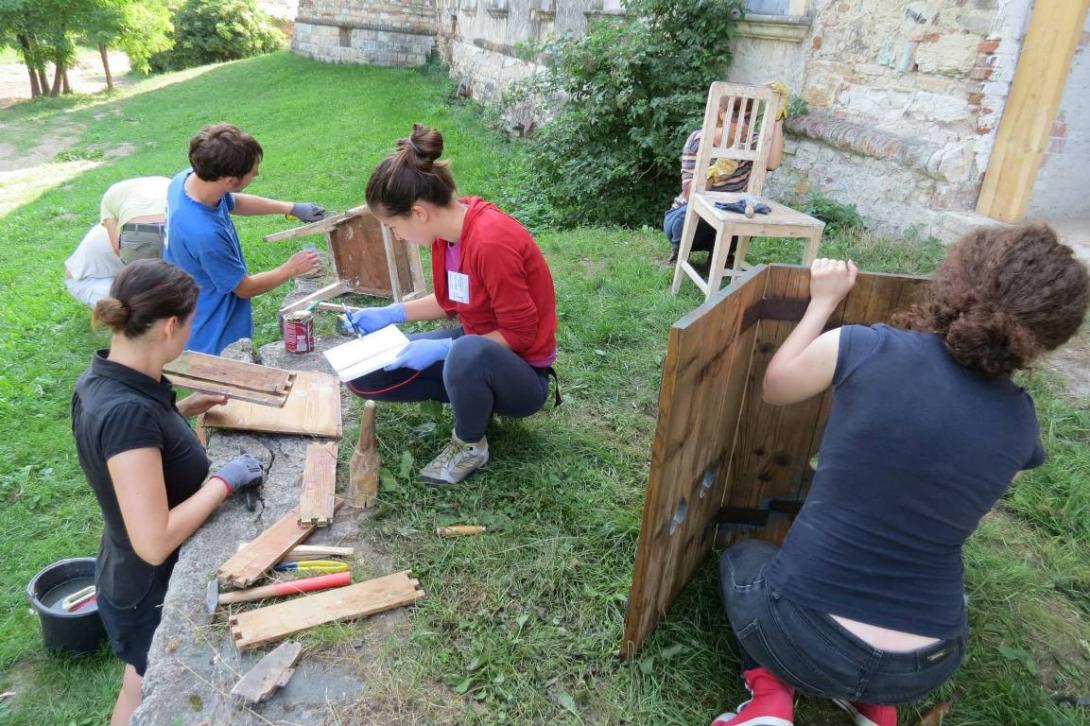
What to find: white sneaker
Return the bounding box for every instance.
[420,434,489,486]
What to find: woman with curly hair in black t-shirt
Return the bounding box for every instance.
[71,260,265,726]
[712,225,1089,726]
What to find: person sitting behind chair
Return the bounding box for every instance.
[345,123,559,487]
[64,177,171,307]
[663,87,785,264]
[711,226,1089,726]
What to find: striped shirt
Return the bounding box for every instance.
[671,129,754,209]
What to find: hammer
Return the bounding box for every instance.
[205,571,351,614]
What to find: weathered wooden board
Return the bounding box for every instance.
[298,442,337,527]
[622,264,928,658]
[229,570,425,650]
[164,352,296,407]
[230,641,303,705]
[329,211,415,298]
[204,370,342,439]
[217,500,344,588]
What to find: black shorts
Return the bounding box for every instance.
[96,574,168,677]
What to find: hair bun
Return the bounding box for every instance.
[398,123,444,170]
[92,296,130,331]
[944,303,1039,377]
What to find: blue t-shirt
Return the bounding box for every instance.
[163,170,251,354]
[764,324,1045,640]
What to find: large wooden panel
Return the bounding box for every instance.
[623,264,929,657]
[204,371,342,439]
[622,267,767,659]
[329,210,415,298]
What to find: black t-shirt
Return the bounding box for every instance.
[71,351,209,608]
[765,325,1045,639]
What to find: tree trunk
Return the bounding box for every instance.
[16,35,41,97]
[36,65,48,93]
[62,68,71,94]
[98,44,113,91]
[50,63,62,97]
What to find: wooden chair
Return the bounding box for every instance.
[671,82,825,301]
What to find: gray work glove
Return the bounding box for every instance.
[212,453,264,496]
[291,202,328,223]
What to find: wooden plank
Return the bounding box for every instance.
[622,267,767,659]
[217,500,344,588]
[330,211,396,294]
[298,442,338,527]
[230,641,303,705]
[204,371,343,439]
[166,373,289,407]
[976,0,1090,222]
[165,352,295,398]
[229,570,425,650]
[279,280,351,316]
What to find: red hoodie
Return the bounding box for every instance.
[432,197,557,366]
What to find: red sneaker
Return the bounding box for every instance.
[711,668,795,726]
[833,699,897,726]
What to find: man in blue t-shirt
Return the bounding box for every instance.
[164,124,325,354]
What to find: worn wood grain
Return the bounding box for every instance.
[298,442,338,527]
[204,370,342,439]
[217,500,344,588]
[230,641,303,704]
[229,570,425,650]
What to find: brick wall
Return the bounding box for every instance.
[292,0,436,66]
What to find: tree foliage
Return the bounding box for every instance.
[82,0,173,75]
[502,0,745,229]
[149,0,283,72]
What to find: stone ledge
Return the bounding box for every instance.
[786,109,952,181]
[295,16,434,37]
[736,12,812,42]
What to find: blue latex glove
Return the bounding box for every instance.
[385,338,453,371]
[212,453,263,496]
[347,303,406,335]
[291,202,328,222]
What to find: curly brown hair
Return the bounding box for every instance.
[892,224,1089,377]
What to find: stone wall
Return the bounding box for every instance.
[293,0,436,66]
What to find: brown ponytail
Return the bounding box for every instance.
[365,124,457,216]
[93,260,199,339]
[892,224,1089,376]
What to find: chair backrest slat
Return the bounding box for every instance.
[687,82,781,201]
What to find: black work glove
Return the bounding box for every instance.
[291,202,328,223]
[212,453,264,496]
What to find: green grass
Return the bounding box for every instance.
[2,51,1089,725]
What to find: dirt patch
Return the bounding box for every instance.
[0,48,133,110]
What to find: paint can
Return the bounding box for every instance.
[283,310,315,354]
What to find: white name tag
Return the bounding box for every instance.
[448,270,470,304]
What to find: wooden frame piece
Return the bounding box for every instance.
[976,0,1090,222]
[230,641,303,705]
[229,570,425,650]
[266,205,427,316]
[204,370,343,439]
[217,500,344,588]
[298,442,338,527]
[623,264,928,658]
[164,352,296,407]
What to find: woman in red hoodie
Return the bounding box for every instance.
[346,124,558,486]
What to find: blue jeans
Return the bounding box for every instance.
[347,327,550,442]
[663,204,716,252]
[719,540,965,705]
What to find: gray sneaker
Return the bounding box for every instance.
[420,434,489,486]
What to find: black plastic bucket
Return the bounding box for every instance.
[26,557,107,655]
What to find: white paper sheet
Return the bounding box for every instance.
[323,325,410,382]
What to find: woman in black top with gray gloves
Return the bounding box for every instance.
[71,260,263,726]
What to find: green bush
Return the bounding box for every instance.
[501,0,744,229]
[150,0,283,71]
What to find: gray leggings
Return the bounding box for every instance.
[347,327,550,442]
